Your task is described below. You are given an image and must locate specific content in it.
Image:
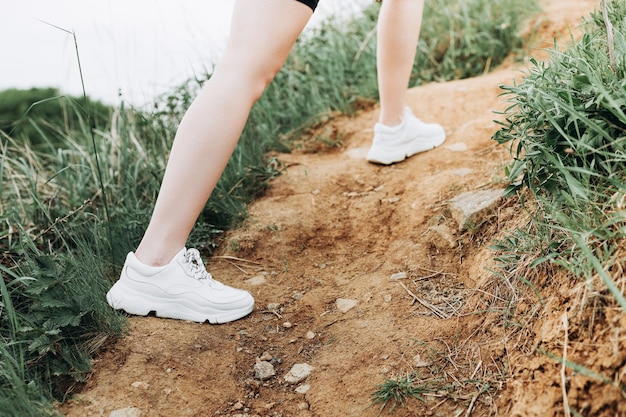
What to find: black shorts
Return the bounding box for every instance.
[296,0,318,11]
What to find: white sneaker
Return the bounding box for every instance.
[106,248,254,324]
[367,107,446,165]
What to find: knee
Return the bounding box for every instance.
[213,57,283,105]
[248,63,283,103]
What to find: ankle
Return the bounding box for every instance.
[134,246,182,267]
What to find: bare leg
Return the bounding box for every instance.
[367,0,444,165]
[135,0,313,266]
[376,0,425,126]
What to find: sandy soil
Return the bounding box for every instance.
[59,1,626,416]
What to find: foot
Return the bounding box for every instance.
[106,248,254,323]
[367,107,446,165]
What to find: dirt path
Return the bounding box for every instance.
[60,1,604,416]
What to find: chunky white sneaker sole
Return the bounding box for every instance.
[366,131,446,165]
[106,248,254,324]
[106,281,254,324]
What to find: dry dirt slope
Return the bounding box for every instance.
[60,1,625,416]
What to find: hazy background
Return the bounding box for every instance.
[0,0,370,107]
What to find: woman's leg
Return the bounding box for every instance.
[367,0,445,165]
[135,0,313,266]
[376,0,424,126]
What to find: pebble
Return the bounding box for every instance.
[283,321,293,328]
[258,351,273,362]
[336,298,358,313]
[254,361,276,381]
[284,363,313,384]
[305,331,316,339]
[389,272,407,281]
[295,384,311,394]
[383,294,392,303]
[245,275,267,286]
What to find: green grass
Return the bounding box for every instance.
[0,0,538,414]
[493,0,626,301]
[371,372,439,413]
[492,0,626,412]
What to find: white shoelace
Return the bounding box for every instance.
[183,248,213,281]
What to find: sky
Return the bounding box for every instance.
[1,0,369,107]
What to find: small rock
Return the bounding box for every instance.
[383,294,392,303]
[233,401,244,410]
[336,298,358,313]
[297,401,310,411]
[429,224,457,249]
[130,381,149,390]
[389,272,407,281]
[292,291,304,300]
[267,303,281,311]
[254,361,276,381]
[258,351,273,362]
[449,189,504,231]
[295,384,311,394]
[245,275,266,286]
[305,331,316,339]
[283,321,293,328]
[109,408,142,417]
[284,363,313,384]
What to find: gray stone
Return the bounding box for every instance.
[284,363,313,384]
[449,189,504,231]
[389,272,407,281]
[336,298,358,313]
[245,275,266,286]
[254,361,276,380]
[295,384,311,394]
